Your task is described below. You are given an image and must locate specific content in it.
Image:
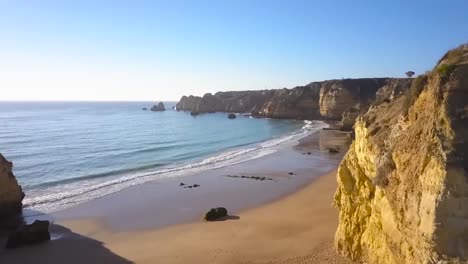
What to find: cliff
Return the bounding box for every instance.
[0,154,24,218]
[176,78,409,121]
[334,44,468,263]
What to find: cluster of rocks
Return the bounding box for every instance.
[150,102,166,111]
[225,175,273,181]
[0,154,51,249]
[179,183,200,188]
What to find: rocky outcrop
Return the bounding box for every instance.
[340,105,360,131]
[334,44,468,264]
[339,79,413,130]
[319,79,387,119]
[151,102,165,111]
[6,220,50,249]
[0,154,24,218]
[176,78,409,121]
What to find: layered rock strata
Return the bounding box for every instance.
[176,78,409,121]
[334,44,468,263]
[0,154,24,217]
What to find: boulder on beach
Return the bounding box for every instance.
[6,220,51,249]
[328,147,340,153]
[151,102,166,111]
[227,113,236,119]
[204,207,228,221]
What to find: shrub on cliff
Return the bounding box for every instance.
[436,64,456,78]
[404,74,428,111]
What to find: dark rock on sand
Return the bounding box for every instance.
[151,102,165,111]
[204,207,228,221]
[228,113,236,119]
[193,184,200,188]
[6,220,51,249]
[142,107,147,110]
[328,147,340,153]
[288,172,294,175]
[226,175,273,181]
[179,183,185,186]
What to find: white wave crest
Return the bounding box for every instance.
[24,120,328,213]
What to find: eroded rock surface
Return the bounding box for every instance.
[0,154,24,218]
[176,78,408,121]
[334,44,468,264]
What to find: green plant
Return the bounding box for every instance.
[436,64,456,77]
[404,74,428,111]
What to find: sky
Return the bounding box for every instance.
[0,0,467,101]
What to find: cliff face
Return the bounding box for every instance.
[319,78,389,119]
[0,154,24,217]
[334,44,468,263]
[176,78,406,121]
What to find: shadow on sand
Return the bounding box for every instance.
[211,215,241,221]
[0,210,133,264]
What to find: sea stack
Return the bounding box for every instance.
[151,102,166,112]
[0,154,24,220]
[334,44,468,263]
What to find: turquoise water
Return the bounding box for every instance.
[0,101,325,212]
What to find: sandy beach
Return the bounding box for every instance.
[0,129,354,263]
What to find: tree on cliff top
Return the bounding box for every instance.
[405,71,415,78]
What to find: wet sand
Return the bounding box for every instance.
[0,129,354,263]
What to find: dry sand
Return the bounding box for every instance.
[0,129,354,264]
[0,170,353,264]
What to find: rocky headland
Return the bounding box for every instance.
[334,44,468,263]
[176,78,412,126]
[0,154,24,227]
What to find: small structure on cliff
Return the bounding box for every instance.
[151,102,165,111]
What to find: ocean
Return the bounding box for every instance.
[0,101,327,213]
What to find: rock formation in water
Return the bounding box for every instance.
[334,44,468,264]
[151,102,166,111]
[176,78,409,122]
[0,154,24,218]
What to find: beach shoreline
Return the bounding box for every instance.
[0,128,353,263]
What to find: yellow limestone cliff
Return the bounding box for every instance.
[334,44,468,264]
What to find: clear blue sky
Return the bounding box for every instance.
[1,0,467,101]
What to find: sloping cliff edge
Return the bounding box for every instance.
[176,78,411,121]
[0,154,24,219]
[334,44,468,263]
